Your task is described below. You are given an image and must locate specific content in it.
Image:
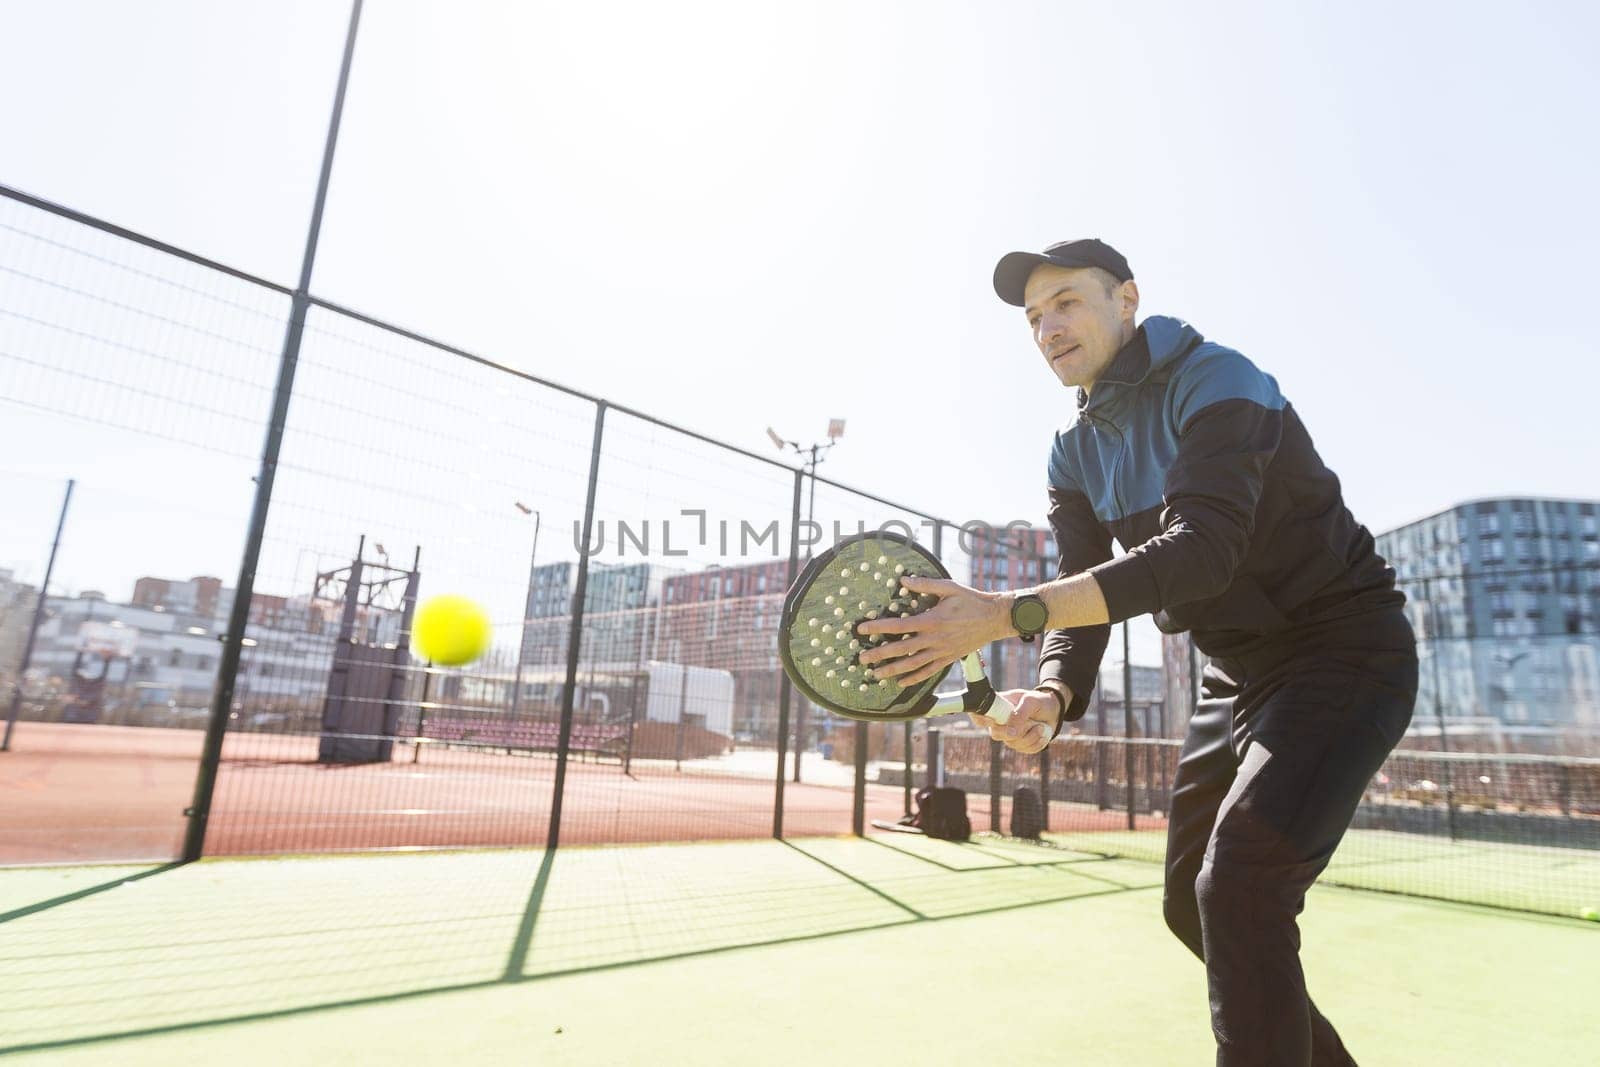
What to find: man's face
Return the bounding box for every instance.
[1023,264,1136,391]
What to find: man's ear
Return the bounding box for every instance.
[1120,279,1140,325]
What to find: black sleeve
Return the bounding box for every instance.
[1037,485,1113,721]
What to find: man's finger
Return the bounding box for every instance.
[895,656,953,688]
[999,704,1050,744]
[864,645,933,679]
[856,615,921,639]
[994,702,1039,740]
[897,575,953,596]
[859,638,927,669]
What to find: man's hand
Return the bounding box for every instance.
[856,576,1012,688]
[967,689,1060,754]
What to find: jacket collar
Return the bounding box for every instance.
[1077,316,1204,426]
[1077,326,1152,422]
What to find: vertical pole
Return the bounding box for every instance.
[674,660,689,773]
[793,451,819,784]
[1038,737,1051,833]
[623,594,647,777]
[412,663,433,764]
[988,635,1003,834]
[1094,687,1108,810]
[2,478,74,751]
[181,0,363,863]
[903,720,913,817]
[1142,705,1154,814]
[852,721,867,836]
[923,522,945,811]
[1425,578,1458,841]
[377,549,421,761]
[773,469,803,838]
[510,510,541,719]
[547,402,607,851]
[989,737,1002,834]
[1123,621,1136,831]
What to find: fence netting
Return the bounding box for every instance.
[3,185,1597,917]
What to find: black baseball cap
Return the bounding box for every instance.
[992,239,1133,307]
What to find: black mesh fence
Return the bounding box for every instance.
[2,182,1598,917]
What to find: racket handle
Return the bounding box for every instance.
[986,689,1018,725]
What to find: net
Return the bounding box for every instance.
[936,731,1600,917]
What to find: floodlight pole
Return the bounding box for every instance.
[2,478,74,752]
[766,422,843,783]
[510,504,541,719]
[181,0,364,863]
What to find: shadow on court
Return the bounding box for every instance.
[0,836,1160,1057]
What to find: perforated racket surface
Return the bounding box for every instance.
[778,531,955,722]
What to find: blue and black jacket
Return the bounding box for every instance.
[1040,314,1403,720]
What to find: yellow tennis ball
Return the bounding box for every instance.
[411,594,491,666]
[1580,906,1600,923]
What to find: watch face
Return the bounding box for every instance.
[1014,596,1049,633]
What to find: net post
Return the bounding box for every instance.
[852,721,868,835]
[903,720,913,817]
[1038,740,1050,832]
[1423,578,1459,842]
[1123,620,1136,831]
[547,400,607,852]
[773,468,803,838]
[989,738,1002,833]
[674,663,688,773]
[987,635,1004,834]
[923,523,946,804]
[1094,688,1108,810]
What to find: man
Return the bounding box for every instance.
[858,239,1418,1066]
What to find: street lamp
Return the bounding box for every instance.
[510,502,542,720]
[766,421,845,563]
[766,420,845,782]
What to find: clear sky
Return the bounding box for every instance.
[2,1,1597,668]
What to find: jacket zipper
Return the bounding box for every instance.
[1084,409,1130,528]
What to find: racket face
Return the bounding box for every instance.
[778,531,951,722]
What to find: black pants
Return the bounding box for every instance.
[1163,610,1418,1067]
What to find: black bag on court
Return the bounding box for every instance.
[1010,786,1043,840]
[913,787,971,842]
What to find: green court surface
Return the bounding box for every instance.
[1041,827,1600,918]
[1,836,1594,1065]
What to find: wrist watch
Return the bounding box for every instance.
[1009,592,1049,643]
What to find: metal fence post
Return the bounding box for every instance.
[1424,578,1459,841]
[1123,620,1135,831]
[988,637,1003,833]
[1038,741,1051,832]
[773,468,803,838]
[180,0,363,863]
[903,720,913,817]
[852,722,868,835]
[2,478,73,752]
[547,401,607,852]
[989,738,1002,834]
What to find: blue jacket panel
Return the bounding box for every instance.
[1038,315,1403,718]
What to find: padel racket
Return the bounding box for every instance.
[778,530,1018,725]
